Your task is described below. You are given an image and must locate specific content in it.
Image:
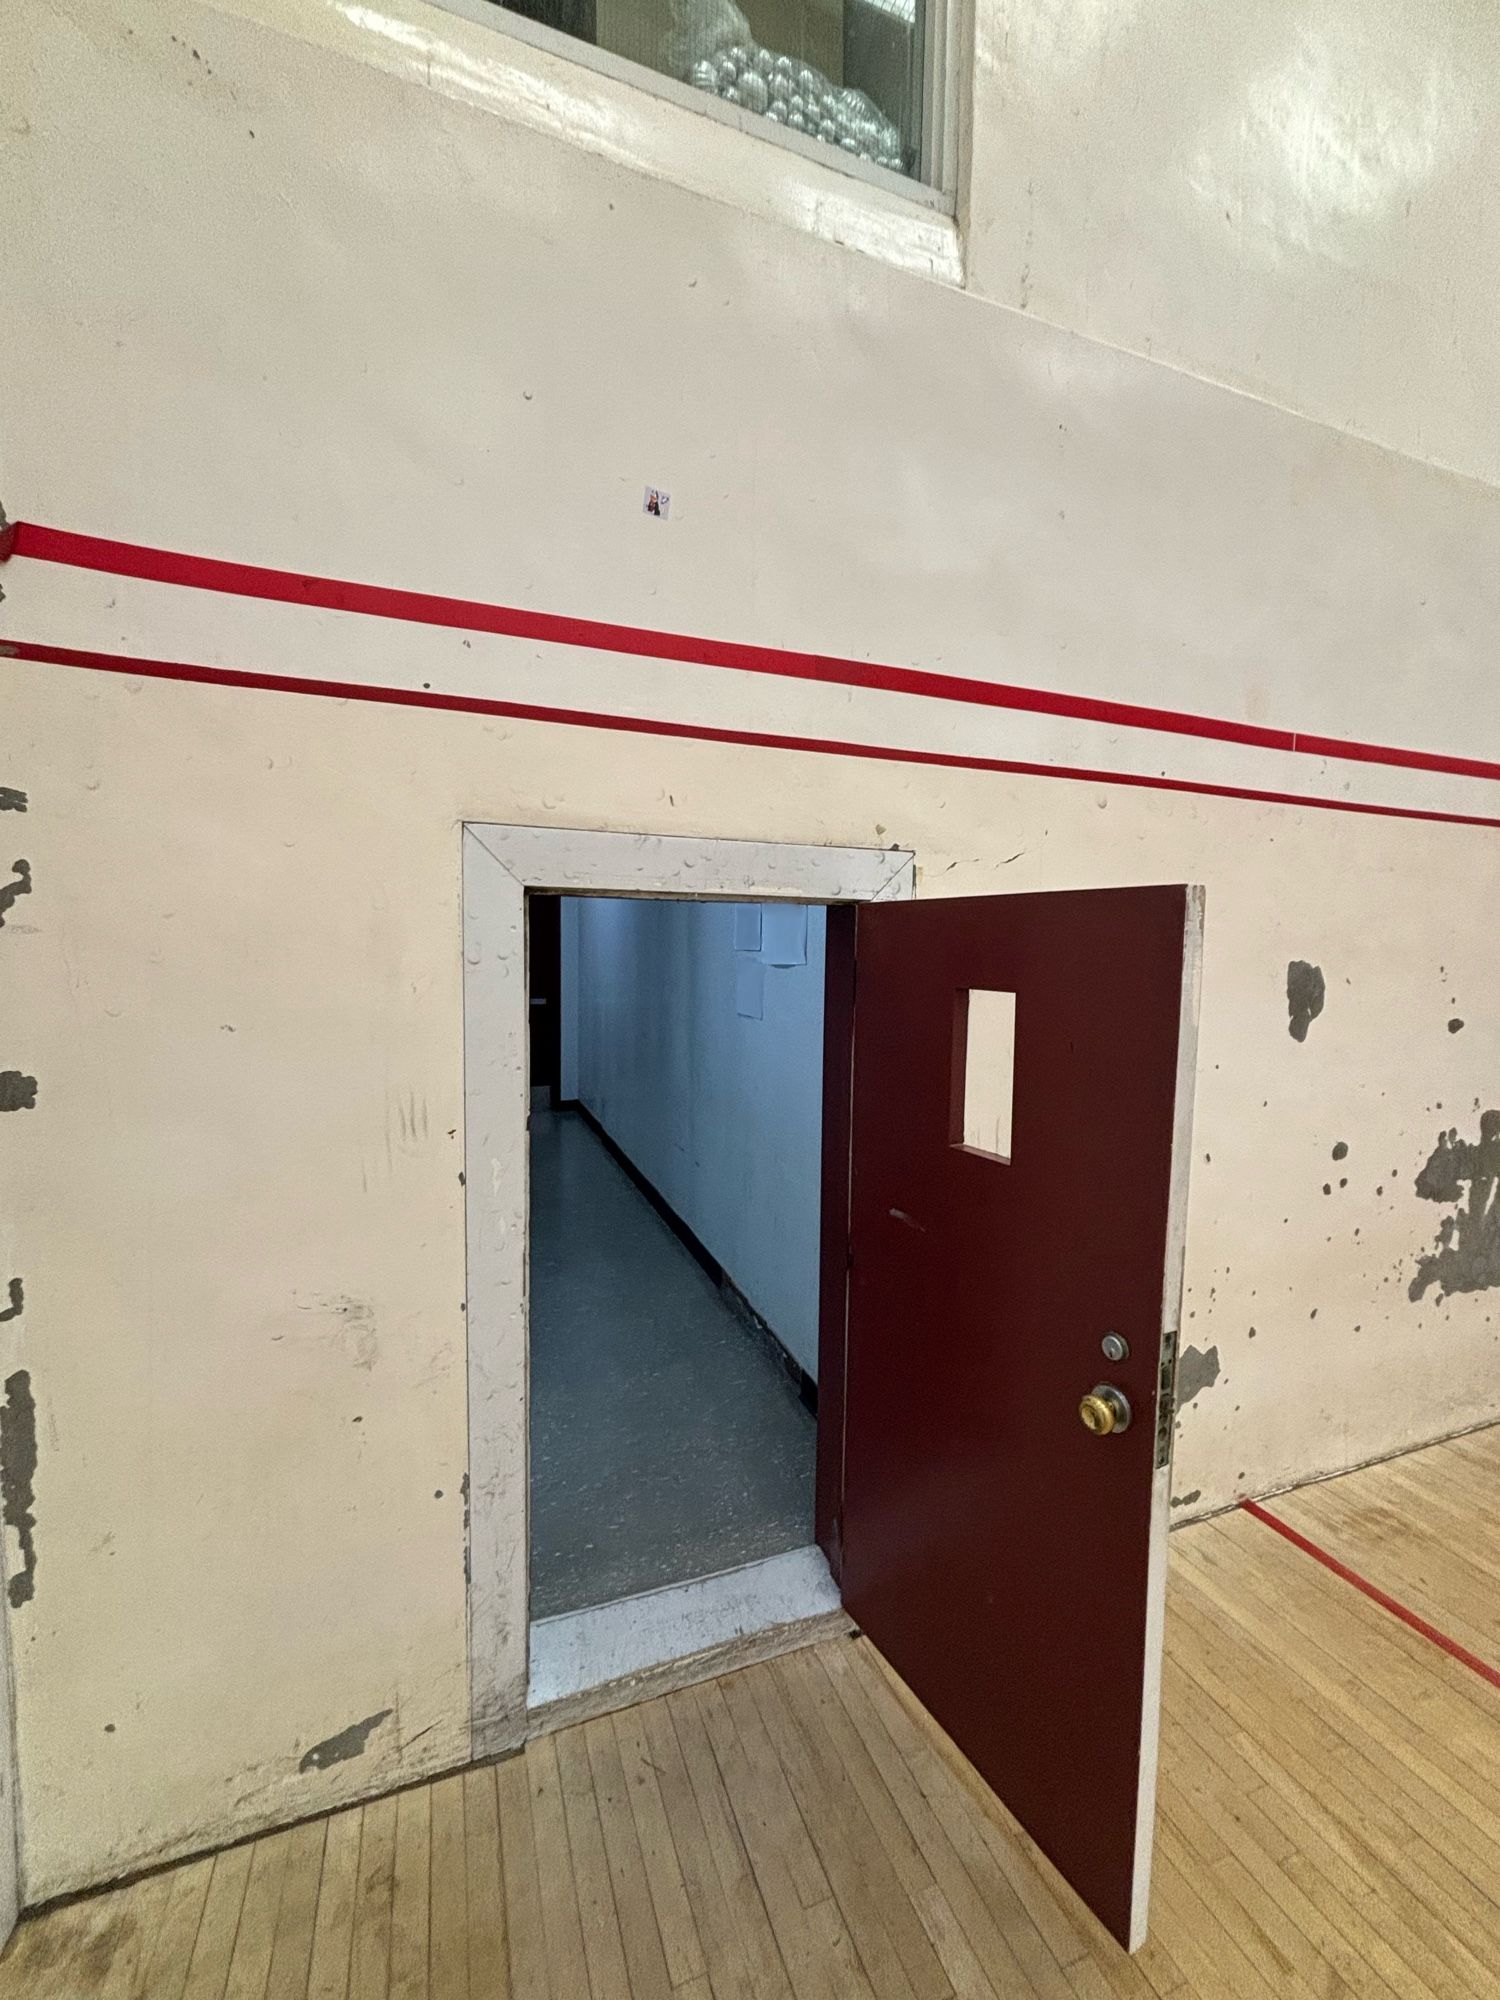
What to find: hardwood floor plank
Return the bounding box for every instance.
[223,1830,296,2000]
[521,1735,591,2000]
[265,1820,330,2000]
[100,1872,178,2000]
[495,1753,549,1998]
[745,1658,943,2000]
[712,1675,834,1916]
[610,1703,707,1990]
[1,1889,137,2000]
[428,1775,469,2000]
[462,1768,507,2000]
[388,1787,432,2000]
[682,1679,849,2000]
[349,1796,397,2000]
[182,1843,256,2000]
[555,1723,632,2000]
[307,1810,364,2000]
[658,1686,793,2000]
[583,1714,674,2000]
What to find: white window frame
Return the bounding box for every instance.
[428,0,963,211]
[461,824,915,1756]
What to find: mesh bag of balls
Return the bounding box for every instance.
[670,0,906,172]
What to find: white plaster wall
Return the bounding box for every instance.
[568,897,826,1375]
[967,0,1500,487]
[2,0,1499,1905]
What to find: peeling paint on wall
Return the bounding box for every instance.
[1,1371,38,1608]
[0,859,31,928]
[1409,1111,1500,1301]
[1286,961,1325,1042]
[297,1708,392,1772]
[0,790,25,814]
[1175,1343,1222,1408]
[0,1074,37,1113]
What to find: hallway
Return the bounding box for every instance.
[528,1108,817,1620]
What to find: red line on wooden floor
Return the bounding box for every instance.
[1241,1498,1500,1691]
[9,636,1500,832]
[8,518,1500,787]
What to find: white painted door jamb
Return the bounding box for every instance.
[461,825,915,1758]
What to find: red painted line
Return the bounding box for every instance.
[7,519,1500,787]
[7,637,1500,831]
[1241,1499,1500,1692]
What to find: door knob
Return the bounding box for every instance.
[1079,1385,1132,1436]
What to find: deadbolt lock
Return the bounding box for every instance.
[1079,1384,1132,1437]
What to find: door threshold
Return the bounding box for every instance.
[527,1545,847,1733]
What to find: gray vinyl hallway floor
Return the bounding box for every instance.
[528,1106,816,1619]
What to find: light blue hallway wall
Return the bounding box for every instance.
[561,897,825,1378]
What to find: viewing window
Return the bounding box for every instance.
[951,989,1016,1164]
[482,0,941,188]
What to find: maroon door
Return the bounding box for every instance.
[833,885,1200,1951]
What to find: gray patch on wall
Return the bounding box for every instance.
[0,1279,20,1323]
[0,1074,37,1113]
[1175,1344,1221,1408]
[0,790,24,814]
[1409,1110,1500,1302]
[1,1371,38,1607]
[0,859,31,927]
[298,1708,393,1772]
[1170,1489,1202,1510]
[1286,962,1325,1042]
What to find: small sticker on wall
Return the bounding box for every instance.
[761,904,807,967]
[643,487,671,520]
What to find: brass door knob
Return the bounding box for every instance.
[1079,1385,1132,1436]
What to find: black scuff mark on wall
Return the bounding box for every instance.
[1331,1141,1348,1161]
[1170,1489,1202,1510]
[1287,961,1325,1042]
[298,1708,393,1772]
[1448,1018,1465,1034]
[0,789,25,814]
[1,1370,38,1607]
[1175,1344,1221,1409]
[0,858,31,927]
[0,1073,37,1113]
[1409,1111,1500,1301]
[0,1278,21,1322]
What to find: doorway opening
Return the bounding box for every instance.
[526,891,842,1711]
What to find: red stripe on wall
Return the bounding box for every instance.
[8,520,1500,787]
[1241,1499,1500,1691]
[7,637,1500,831]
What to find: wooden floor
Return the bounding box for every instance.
[5,1428,1499,1999]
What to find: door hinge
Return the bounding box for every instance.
[1154,1327,1179,1470]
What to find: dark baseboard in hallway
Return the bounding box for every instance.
[558,1097,818,1416]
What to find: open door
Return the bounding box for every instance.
[834,884,1201,1951]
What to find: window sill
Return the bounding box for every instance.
[226,0,965,285]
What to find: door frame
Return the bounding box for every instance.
[460,824,915,1758]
